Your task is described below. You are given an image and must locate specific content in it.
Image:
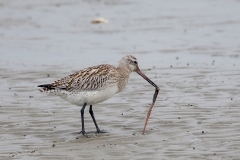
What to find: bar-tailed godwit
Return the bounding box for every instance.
[38,55,159,136]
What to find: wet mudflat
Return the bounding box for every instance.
[0,0,240,159]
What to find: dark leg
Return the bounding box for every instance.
[79,103,87,136]
[89,105,107,133]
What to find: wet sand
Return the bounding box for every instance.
[1,0,240,159]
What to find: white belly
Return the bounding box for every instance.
[52,85,119,106]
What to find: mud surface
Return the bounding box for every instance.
[1,0,240,159]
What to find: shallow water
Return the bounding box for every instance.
[1,0,240,159]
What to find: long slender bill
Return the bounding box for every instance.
[136,69,160,135]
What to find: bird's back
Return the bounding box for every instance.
[38,64,123,106]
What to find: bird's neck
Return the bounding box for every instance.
[117,62,132,77]
[116,63,132,92]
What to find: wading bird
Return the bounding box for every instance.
[38,55,159,137]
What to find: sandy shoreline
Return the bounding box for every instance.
[1,54,239,159]
[1,0,240,159]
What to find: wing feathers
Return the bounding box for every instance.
[38,64,118,93]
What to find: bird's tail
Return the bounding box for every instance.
[37,84,54,92]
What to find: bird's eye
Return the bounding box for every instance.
[133,61,137,64]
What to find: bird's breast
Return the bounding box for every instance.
[53,84,119,106]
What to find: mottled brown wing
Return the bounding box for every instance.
[51,64,117,93]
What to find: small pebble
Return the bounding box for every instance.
[29,96,33,98]
[52,143,55,147]
[76,137,78,139]
[202,131,204,133]
[178,117,180,119]
[193,147,195,150]
[121,113,123,115]
[170,65,172,68]
[9,87,11,90]
[47,74,50,77]
[231,98,233,100]
[187,63,189,66]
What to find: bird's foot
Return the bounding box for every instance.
[79,130,90,138]
[95,129,107,134]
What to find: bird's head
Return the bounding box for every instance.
[120,55,139,72]
[120,55,159,90]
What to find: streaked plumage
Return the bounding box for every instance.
[38,55,159,136]
[39,55,136,106]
